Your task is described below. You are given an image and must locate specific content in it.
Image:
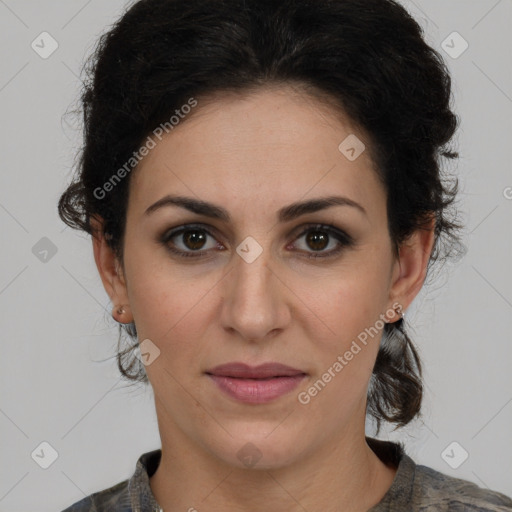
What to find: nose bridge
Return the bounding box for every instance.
[220,241,286,339]
[230,243,274,309]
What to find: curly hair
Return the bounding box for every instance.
[58,0,465,431]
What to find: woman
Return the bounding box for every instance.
[58,0,512,510]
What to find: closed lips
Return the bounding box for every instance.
[205,362,307,379]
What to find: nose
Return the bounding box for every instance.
[219,246,291,342]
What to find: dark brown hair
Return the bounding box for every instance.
[58,0,465,431]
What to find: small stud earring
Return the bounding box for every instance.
[112,305,131,324]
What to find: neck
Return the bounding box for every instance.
[149,412,397,512]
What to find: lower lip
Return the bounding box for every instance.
[207,374,306,404]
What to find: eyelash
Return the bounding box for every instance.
[159,223,355,260]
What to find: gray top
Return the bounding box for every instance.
[61,437,512,511]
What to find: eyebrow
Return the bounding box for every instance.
[144,194,367,222]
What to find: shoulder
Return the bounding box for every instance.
[367,438,512,512]
[412,463,512,511]
[60,479,132,512]
[59,448,162,512]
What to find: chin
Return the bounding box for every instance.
[206,425,308,471]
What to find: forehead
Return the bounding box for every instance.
[129,86,385,221]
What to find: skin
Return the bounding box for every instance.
[92,84,435,512]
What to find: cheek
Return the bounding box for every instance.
[292,253,391,393]
[294,274,388,421]
[123,246,223,364]
[300,256,391,341]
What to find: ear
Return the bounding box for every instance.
[387,215,436,315]
[90,215,132,321]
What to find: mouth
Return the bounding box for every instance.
[205,362,307,404]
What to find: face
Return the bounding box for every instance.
[94,85,433,470]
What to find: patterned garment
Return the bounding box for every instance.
[61,437,512,511]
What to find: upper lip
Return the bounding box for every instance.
[206,362,306,379]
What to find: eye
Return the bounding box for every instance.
[291,224,354,259]
[160,224,222,258]
[159,223,354,259]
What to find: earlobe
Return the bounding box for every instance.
[387,216,436,315]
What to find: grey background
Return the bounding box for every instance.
[0,0,511,510]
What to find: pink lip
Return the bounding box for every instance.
[206,362,307,404]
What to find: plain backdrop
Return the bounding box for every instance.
[0,1,511,510]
